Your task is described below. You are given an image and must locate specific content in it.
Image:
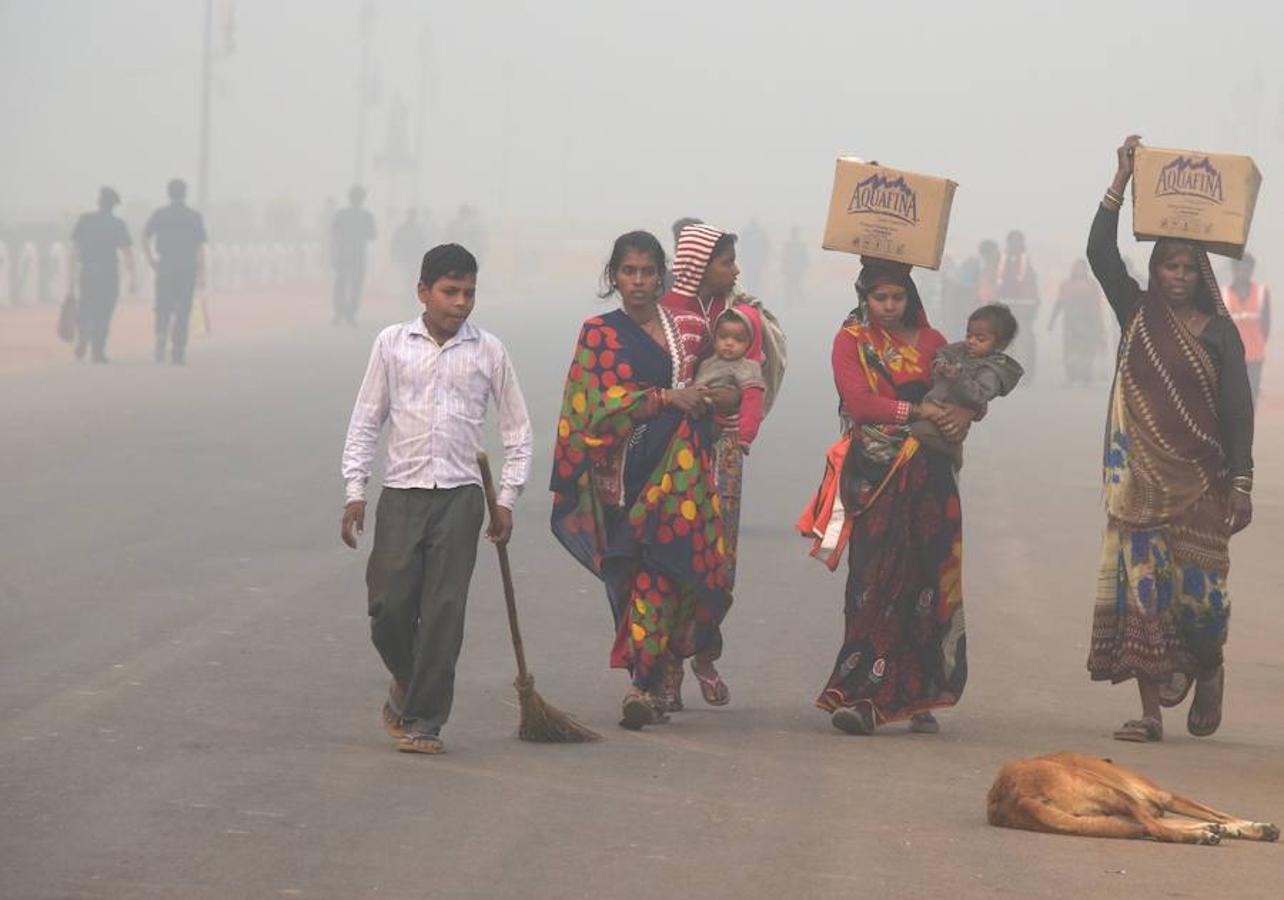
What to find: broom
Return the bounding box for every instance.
[477,452,601,743]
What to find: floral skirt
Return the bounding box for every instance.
[1088,523,1230,686]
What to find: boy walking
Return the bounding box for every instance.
[340,244,533,754]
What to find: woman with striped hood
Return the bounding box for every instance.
[1086,136,1255,742]
[659,223,785,709]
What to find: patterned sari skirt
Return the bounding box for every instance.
[1088,523,1230,687]
[815,444,967,723]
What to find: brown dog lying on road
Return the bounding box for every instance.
[988,752,1279,845]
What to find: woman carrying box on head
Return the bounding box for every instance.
[1086,135,1255,743]
[802,259,973,735]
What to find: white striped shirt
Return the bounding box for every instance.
[341,317,533,508]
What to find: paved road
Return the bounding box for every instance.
[2,291,1281,899]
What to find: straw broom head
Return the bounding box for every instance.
[516,674,601,743]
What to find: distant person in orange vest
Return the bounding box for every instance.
[1222,253,1271,405]
[996,229,1040,381]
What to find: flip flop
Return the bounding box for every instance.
[691,661,730,707]
[397,732,445,754]
[1113,716,1163,742]
[1188,666,1224,737]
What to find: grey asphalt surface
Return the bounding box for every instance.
[2,289,1282,899]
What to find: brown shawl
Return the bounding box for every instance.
[1107,242,1232,571]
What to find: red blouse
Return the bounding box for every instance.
[832,323,947,426]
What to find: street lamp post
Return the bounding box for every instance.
[354,2,377,186]
[197,0,214,212]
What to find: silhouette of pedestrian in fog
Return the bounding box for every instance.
[143,179,208,365]
[391,209,427,293]
[1048,259,1106,386]
[331,185,377,325]
[444,204,484,260]
[996,230,1040,379]
[780,226,808,305]
[70,186,135,363]
[738,218,770,292]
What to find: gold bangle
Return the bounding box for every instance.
[1105,187,1124,203]
[1102,194,1122,212]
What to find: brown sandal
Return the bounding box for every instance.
[657,658,685,713]
[1113,716,1163,742]
[691,660,730,707]
[397,731,445,754]
[619,691,669,730]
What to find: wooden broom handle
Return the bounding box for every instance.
[476,452,530,681]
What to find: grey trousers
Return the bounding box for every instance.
[155,264,198,361]
[366,485,485,734]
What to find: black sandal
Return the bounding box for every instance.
[831,702,876,735]
[1188,666,1224,737]
[1158,671,1194,708]
[909,712,939,734]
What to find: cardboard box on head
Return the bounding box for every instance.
[822,158,957,270]
[1132,147,1262,259]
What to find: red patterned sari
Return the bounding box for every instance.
[808,317,967,724]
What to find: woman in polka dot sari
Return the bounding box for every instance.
[551,231,732,730]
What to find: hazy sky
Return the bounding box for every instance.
[4,0,1284,262]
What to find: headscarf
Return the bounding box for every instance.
[670,224,728,298]
[1147,239,1229,319]
[850,258,928,328]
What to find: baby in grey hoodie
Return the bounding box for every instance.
[911,303,1024,461]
